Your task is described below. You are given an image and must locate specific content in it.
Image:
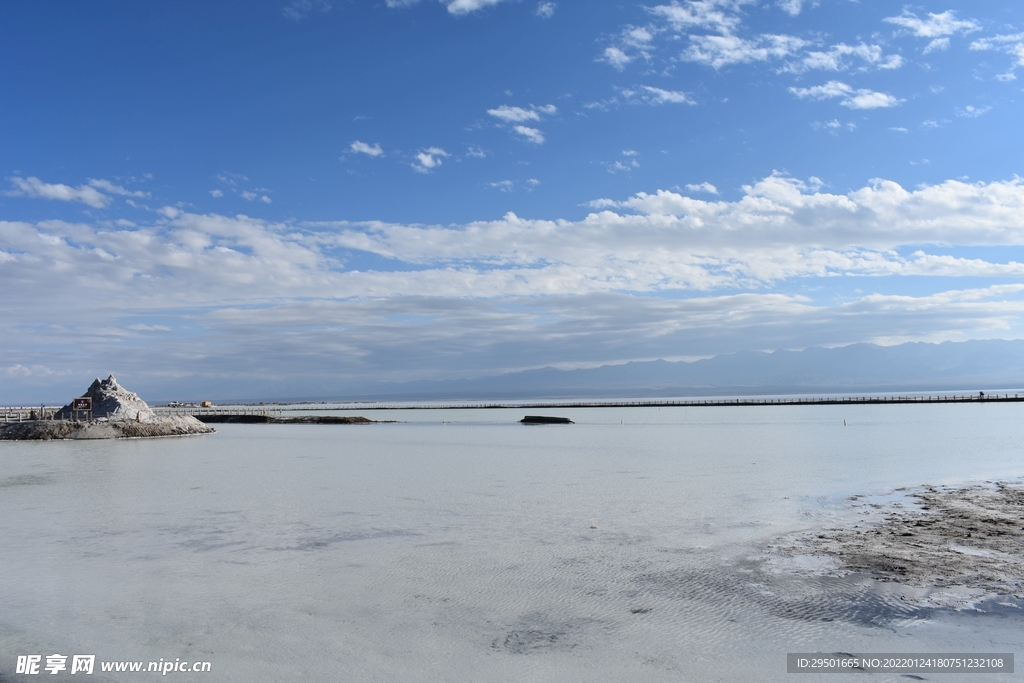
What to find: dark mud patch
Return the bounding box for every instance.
[639,480,1024,630]
[497,629,575,654]
[492,614,596,654]
[783,483,1024,591]
[769,481,1024,610]
[272,528,418,552]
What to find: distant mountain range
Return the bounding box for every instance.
[341,339,1024,401]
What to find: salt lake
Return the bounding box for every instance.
[2,402,1023,681]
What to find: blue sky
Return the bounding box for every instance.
[2,0,1024,401]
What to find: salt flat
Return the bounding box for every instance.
[1,403,1022,681]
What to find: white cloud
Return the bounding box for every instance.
[776,0,803,16]
[685,182,719,194]
[624,26,655,47]
[813,119,856,134]
[513,125,545,144]
[282,0,331,20]
[215,172,248,186]
[350,140,384,157]
[956,105,992,118]
[466,146,487,158]
[785,42,903,73]
[1009,43,1024,67]
[923,37,950,54]
[311,175,1024,279]
[9,173,1021,305]
[648,0,749,35]
[489,180,514,192]
[605,150,641,174]
[683,33,808,69]
[87,179,149,198]
[385,0,512,14]
[599,25,658,71]
[623,85,694,105]
[884,10,980,38]
[2,364,60,379]
[489,105,555,143]
[7,174,1024,394]
[443,0,507,15]
[536,2,555,18]
[609,1,857,77]
[4,173,1017,315]
[209,189,224,198]
[6,176,111,208]
[970,33,1024,71]
[842,90,902,110]
[601,46,634,71]
[487,105,541,123]
[634,1,809,70]
[239,190,273,203]
[413,147,449,173]
[5,282,1022,399]
[971,33,1024,50]
[789,80,851,99]
[789,80,902,109]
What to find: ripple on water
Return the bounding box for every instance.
[605,551,947,651]
[0,474,52,487]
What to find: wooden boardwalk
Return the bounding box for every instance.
[343,392,1024,410]
[151,392,1024,416]
[155,407,283,418]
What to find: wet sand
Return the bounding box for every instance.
[771,481,1024,607]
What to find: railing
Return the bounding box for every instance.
[153,407,283,418]
[311,393,1024,410]
[2,407,61,422]
[1,406,283,422]
[6,394,1021,424]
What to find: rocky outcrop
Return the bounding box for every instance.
[2,376,214,440]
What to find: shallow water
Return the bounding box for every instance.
[2,403,1023,681]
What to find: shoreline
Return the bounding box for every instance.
[0,415,215,441]
[192,415,389,424]
[767,480,1024,609]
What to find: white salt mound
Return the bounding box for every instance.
[54,375,157,422]
[3,375,214,440]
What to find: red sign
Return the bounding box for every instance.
[72,397,92,411]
